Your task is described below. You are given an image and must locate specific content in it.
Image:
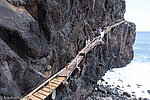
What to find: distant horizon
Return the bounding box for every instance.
[136,31,150,32]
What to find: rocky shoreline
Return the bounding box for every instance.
[87,79,150,100]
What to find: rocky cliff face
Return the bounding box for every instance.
[0,0,136,99]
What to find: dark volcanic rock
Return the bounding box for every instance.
[147,90,150,94]
[98,85,107,94]
[0,0,136,99]
[87,84,135,100]
[123,92,131,98]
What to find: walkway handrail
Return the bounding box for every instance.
[63,20,126,81]
[22,63,72,99]
[21,20,126,100]
[65,35,101,79]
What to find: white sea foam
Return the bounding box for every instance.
[98,62,150,98]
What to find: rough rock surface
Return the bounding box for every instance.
[0,0,136,99]
[87,84,135,100]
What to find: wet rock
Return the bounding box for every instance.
[141,91,145,93]
[123,92,131,97]
[132,91,135,94]
[136,84,142,88]
[143,98,150,100]
[111,88,118,95]
[117,85,120,88]
[127,85,131,87]
[105,82,108,84]
[98,85,107,94]
[147,90,150,94]
[138,97,144,100]
[118,79,123,82]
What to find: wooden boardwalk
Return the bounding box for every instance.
[21,20,125,100]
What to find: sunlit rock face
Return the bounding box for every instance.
[0,0,136,99]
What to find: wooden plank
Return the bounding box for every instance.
[45,85,56,90]
[53,77,66,83]
[42,87,51,92]
[51,80,61,85]
[52,78,63,83]
[29,95,42,100]
[33,92,47,100]
[38,90,50,96]
[50,83,59,87]
[56,77,66,81]
[58,72,66,77]
[58,73,67,77]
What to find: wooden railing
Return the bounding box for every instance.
[21,20,126,100]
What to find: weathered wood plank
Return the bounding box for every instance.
[42,87,51,92]
[56,77,66,81]
[52,78,63,83]
[38,90,50,96]
[51,80,61,85]
[45,85,56,90]
[29,95,42,100]
[50,83,59,87]
[33,92,47,100]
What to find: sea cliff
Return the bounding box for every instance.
[0,0,136,99]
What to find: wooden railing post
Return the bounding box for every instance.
[27,96,29,100]
[49,81,51,93]
[76,58,78,67]
[66,66,68,78]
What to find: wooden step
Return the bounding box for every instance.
[55,77,66,81]
[38,90,50,96]
[33,92,47,100]
[52,78,63,83]
[29,95,42,100]
[51,83,59,87]
[45,85,56,90]
[51,80,61,85]
[58,72,70,77]
[42,87,51,93]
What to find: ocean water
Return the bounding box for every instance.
[98,32,150,98]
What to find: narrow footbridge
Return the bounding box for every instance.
[21,20,125,100]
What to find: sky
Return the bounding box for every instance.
[125,0,150,31]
